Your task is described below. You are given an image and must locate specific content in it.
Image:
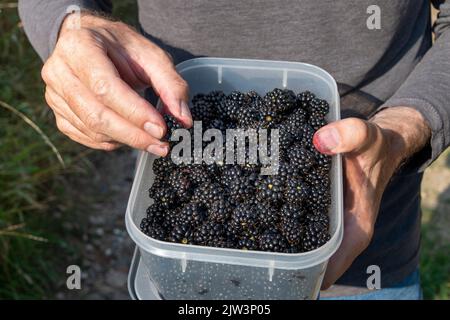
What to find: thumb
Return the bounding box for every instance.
[313,118,376,155]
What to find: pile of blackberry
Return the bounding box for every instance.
[140,88,332,253]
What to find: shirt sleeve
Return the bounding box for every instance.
[18,0,112,61]
[376,1,450,173]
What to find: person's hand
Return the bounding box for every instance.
[313,107,431,289]
[41,12,192,156]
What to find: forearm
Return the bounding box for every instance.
[18,0,112,61]
[370,107,431,171]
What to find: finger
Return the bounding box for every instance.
[42,57,169,156]
[127,37,193,128]
[313,118,378,155]
[55,115,121,151]
[55,35,167,139]
[45,87,113,143]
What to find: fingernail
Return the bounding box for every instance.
[144,122,164,139]
[180,100,193,127]
[147,144,169,157]
[314,127,340,154]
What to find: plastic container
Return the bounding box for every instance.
[125,57,343,300]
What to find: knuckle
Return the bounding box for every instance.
[92,132,109,143]
[55,117,68,134]
[91,77,110,97]
[101,143,120,152]
[127,133,148,149]
[85,110,106,132]
[41,61,54,84]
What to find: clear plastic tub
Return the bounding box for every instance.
[125,58,343,300]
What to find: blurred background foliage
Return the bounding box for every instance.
[0,0,448,299]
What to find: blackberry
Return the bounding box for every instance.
[230,202,259,234]
[187,165,212,186]
[221,166,244,188]
[258,229,288,253]
[286,107,308,129]
[277,162,300,182]
[255,175,284,204]
[256,202,279,227]
[194,221,225,245]
[309,116,328,131]
[311,148,332,172]
[152,156,174,176]
[287,144,315,173]
[140,219,167,241]
[279,218,303,245]
[146,202,165,224]
[263,88,296,114]
[258,105,282,129]
[305,184,331,214]
[278,124,296,150]
[224,91,246,120]
[238,237,258,250]
[193,182,224,207]
[208,198,232,222]
[191,93,217,122]
[168,169,192,202]
[300,124,315,148]
[163,115,183,140]
[168,224,194,244]
[236,106,259,129]
[280,203,304,221]
[301,213,330,251]
[152,187,177,208]
[309,98,330,119]
[176,202,206,227]
[284,177,309,205]
[229,175,256,204]
[297,91,316,109]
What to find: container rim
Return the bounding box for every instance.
[125,57,343,270]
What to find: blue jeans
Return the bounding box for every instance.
[320,269,423,300]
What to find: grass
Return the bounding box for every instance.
[0,0,85,299]
[0,0,448,299]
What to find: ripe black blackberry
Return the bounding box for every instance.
[230,202,259,234]
[278,124,296,151]
[152,156,174,176]
[208,198,232,222]
[255,175,284,204]
[263,88,296,114]
[277,162,300,183]
[258,229,288,253]
[168,224,194,244]
[255,202,279,228]
[311,148,332,172]
[223,91,246,120]
[191,93,218,122]
[221,166,244,188]
[238,237,258,250]
[258,105,282,129]
[280,202,304,222]
[151,186,177,209]
[279,218,303,246]
[176,202,206,227]
[309,98,330,119]
[305,184,331,214]
[140,218,167,241]
[229,175,257,204]
[146,202,165,224]
[297,91,316,109]
[287,144,315,173]
[284,177,309,205]
[193,182,224,207]
[186,165,212,186]
[236,106,259,129]
[168,169,192,203]
[301,214,330,251]
[194,221,225,245]
[300,124,315,148]
[309,116,328,131]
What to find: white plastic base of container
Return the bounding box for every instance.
[128,247,161,300]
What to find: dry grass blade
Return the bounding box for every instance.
[0,100,65,168]
[0,230,48,242]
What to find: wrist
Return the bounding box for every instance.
[370,106,431,170]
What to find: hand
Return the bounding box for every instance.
[41,12,192,156]
[313,107,431,289]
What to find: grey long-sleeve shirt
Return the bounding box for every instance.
[18,0,450,288]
